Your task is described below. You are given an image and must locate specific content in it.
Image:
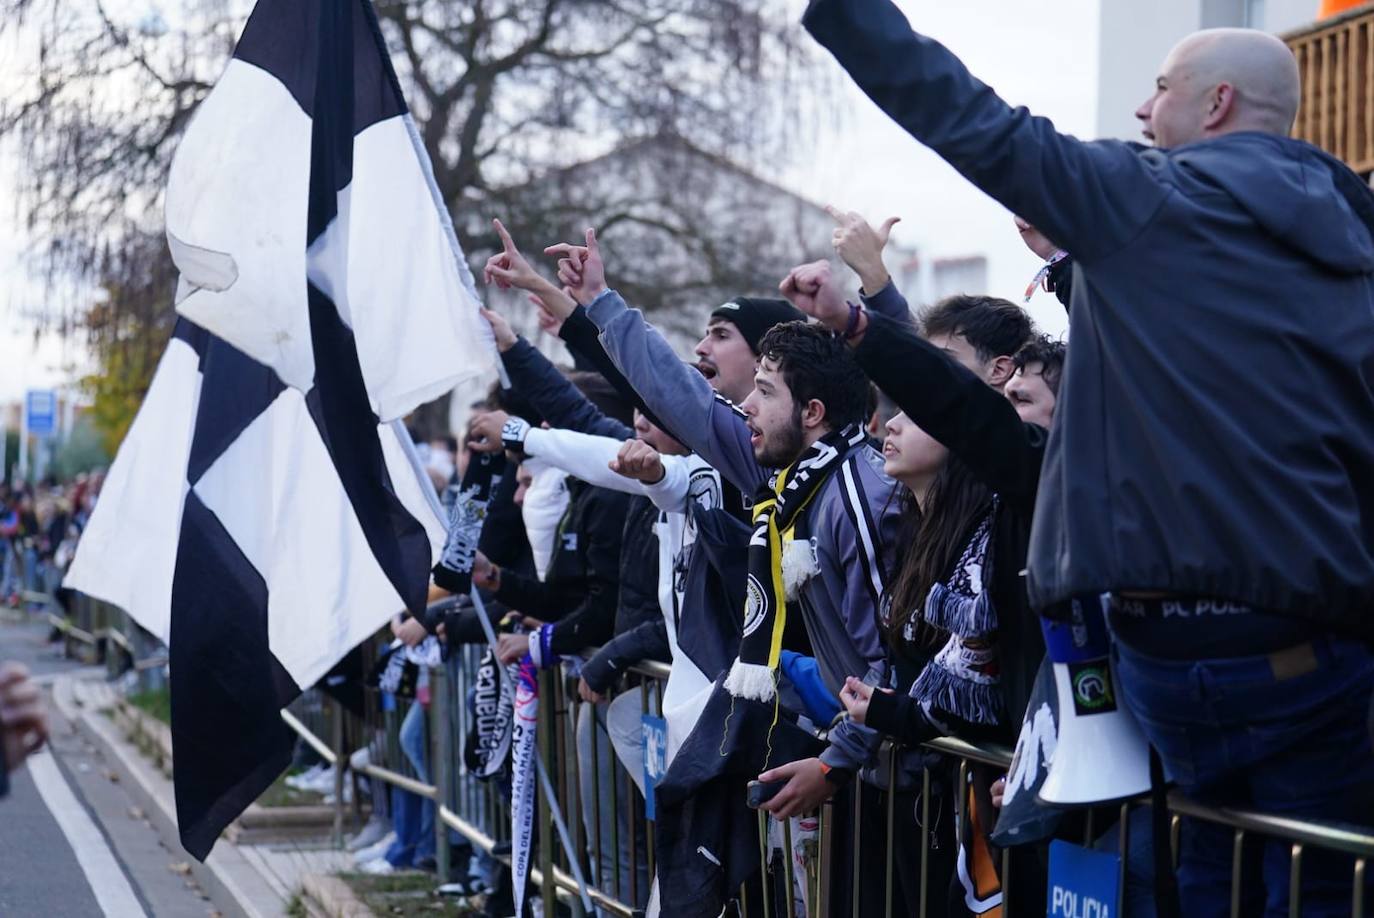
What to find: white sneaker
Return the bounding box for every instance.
[285,763,327,790]
[322,782,353,805]
[349,746,371,772]
[357,856,395,876]
[346,815,390,852]
[353,831,396,865]
[301,767,340,794]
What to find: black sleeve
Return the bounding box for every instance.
[478,465,531,570]
[501,337,632,439]
[1047,256,1073,311]
[801,0,1166,264]
[559,306,682,441]
[864,686,1004,748]
[494,567,590,619]
[547,489,627,655]
[864,688,940,747]
[432,597,506,647]
[854,312,1047,505]
[580,620,671,693]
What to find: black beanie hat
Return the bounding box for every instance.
[709,297,807,355]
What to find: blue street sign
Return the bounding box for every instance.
[25,389,56,438]
[642,714,667,821]
[1047,840,1120,918]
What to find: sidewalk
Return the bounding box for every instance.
[54,672,362,917]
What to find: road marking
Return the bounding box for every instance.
[26,748,148,918]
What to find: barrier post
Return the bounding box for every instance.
[852,780,864,917]
[818,800,833,917]
[537,668,557,911]
[1354,857,1366,918]
[782,813,796,917]
[1289,844,1304,918]
[331,697,345,848]
[432,663,452,885]
[758,810,773,917]
[1230,828,1246,918]
[919,766,931,918]
[885,755,896,918]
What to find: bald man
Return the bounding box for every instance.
[1136,28,1302,146]
[806,3,1374,915]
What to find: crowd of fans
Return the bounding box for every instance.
[339,3,1374,915]
[8,0,1374,915]
[0,473,102,611]
[0,475,105,796]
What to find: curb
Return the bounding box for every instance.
[53,674,291,918]
[300,872,377,917]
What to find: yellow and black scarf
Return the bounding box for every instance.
[724,424,865,702]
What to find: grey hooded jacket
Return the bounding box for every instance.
[806,0,1374,632]
[586,289,905,772]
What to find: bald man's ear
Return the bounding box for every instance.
[1204,82,1237,132]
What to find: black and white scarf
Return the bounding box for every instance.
[909,500,1003,727]
[725,424,867,702]
[432,451,505,594]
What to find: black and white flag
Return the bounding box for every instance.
[66,0,492,859]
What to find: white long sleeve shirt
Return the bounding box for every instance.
[521,427,721,762]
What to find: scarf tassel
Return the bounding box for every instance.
[923,581,997,638]
[724,658,777,702]
[909,660,1003,726]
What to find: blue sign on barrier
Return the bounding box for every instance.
[1047,840,1120,918]
[642,714,667,821]
[25,389,56,438]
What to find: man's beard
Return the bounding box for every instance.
[754,415,805,469]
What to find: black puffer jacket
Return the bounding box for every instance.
[494,478,628,655]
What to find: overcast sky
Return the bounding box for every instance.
[781,0,1101,336]
[0,0,1102,404]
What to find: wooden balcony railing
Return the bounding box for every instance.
[1285,3,1374,174]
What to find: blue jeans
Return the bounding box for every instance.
[1092,806,1158,918]
[386,786,426,868]
[576,701,649,913]
[21,547,41,595]
[1113,634,1374,917]
[395,701,436,865]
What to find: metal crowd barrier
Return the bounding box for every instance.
[20,588,167,686]
[35,597,1367,918]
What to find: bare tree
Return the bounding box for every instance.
[2,0,815,318]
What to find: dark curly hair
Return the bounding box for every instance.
[755,321,871,431]
[1012,335,1067,396]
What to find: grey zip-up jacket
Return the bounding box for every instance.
[807,0,1374,632]
[587,289,904,772]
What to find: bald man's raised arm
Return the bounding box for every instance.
[804,0,1170,264]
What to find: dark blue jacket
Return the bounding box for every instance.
[806,0,1374,632]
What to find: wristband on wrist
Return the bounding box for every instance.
[500,416,532,451]
[819,761,853,786]
[529,623,561,670]
[1023,249,1069,303]
[843,301,866,340]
